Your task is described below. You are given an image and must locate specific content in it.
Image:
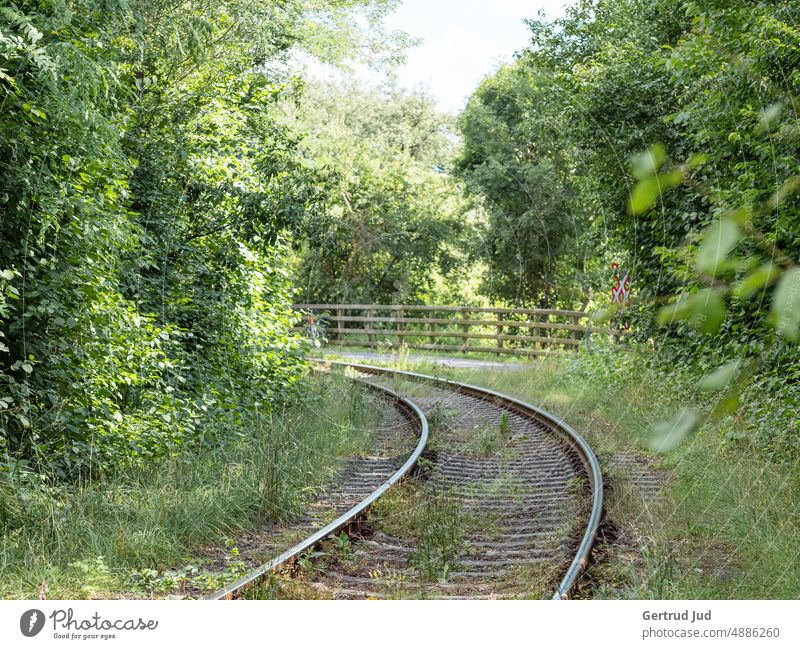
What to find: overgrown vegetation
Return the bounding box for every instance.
[0,373,379,598]
[456,0,799,466]
[0,0,408,476]
[370,482,464,584]
[458,1,800,318]
[416,346,800,599]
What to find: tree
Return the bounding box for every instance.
[456,62,583,306]
[290,82,475,304]
[0,0,409,475]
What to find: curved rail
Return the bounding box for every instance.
[323,361,603,600]
[208,377,429,600]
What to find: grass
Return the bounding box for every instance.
[369,482,464,584]
[467,412,514,457]
[0,372,381,599]
[409,494,463,582]
[317,343,524,367]
[389,345,799,599]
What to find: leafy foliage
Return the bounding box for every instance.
[457,0,800,454]
[290,82,476,304]
[0,0,403,476]
[456,63,582,306]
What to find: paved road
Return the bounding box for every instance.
[323,351,526,370]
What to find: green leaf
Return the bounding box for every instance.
[758,102,783,132]
[21,362,33,374]
[630,143,665,180]
[770,267,800,341]
[0,269,14,280]
[691,288,727,334]
[733,262,781,299]
[696,216,740,275]
[648,408,697,452]
[590,304,620,323]
[628,168,684,215]
[687,153,709,168]
[629,176,661,214]
[767,176,800,211]
[658,289,727,333]
[713,392,741,417]
[699,361,740,392]
[725,206,752,228]
[657,298,694,326]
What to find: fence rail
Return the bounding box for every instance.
[293,304,605,356]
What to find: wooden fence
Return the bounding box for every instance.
[293,304,606,357]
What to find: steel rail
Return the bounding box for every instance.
[322,360,603,600]
[208,377,429,600]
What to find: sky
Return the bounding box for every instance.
[380,0,571,113]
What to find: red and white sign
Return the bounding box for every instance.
[611,262,631,307]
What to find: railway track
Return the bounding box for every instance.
[210,362,602,600]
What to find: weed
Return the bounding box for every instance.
[499,412,511,439]
[370,566,409,599]
[427,401,455,434]
[296,549,327,574]
[468,417,514,457]
[408,495,464,582]
[566,475,588,497]
[329,532,353,561]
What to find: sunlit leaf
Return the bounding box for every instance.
[657,298,694,326]
[733,262,781,299]
[658,289,727,333]
[758,102,783,132]
[770,267,800,341]
[629,175,661,215]
[690,288,727,334]
[712,391,741,417]
[590,304,620,323]
[725,206,752,227]
[699,361,741,391]
[687,153,709,168]
[628,168,684,215]
[766,176,800,211]
[630,143,665,180]
[648,408,697,452]
[696,216,740,275]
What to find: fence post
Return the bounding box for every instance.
[529,316,539,351]
[571,314,581,350]
[335,306,343,343]
[496,311,504,355]
[461,309,470,353]
[367,307,375,347]
[396,307,404,347]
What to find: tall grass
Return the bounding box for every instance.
[0,372,378,598]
